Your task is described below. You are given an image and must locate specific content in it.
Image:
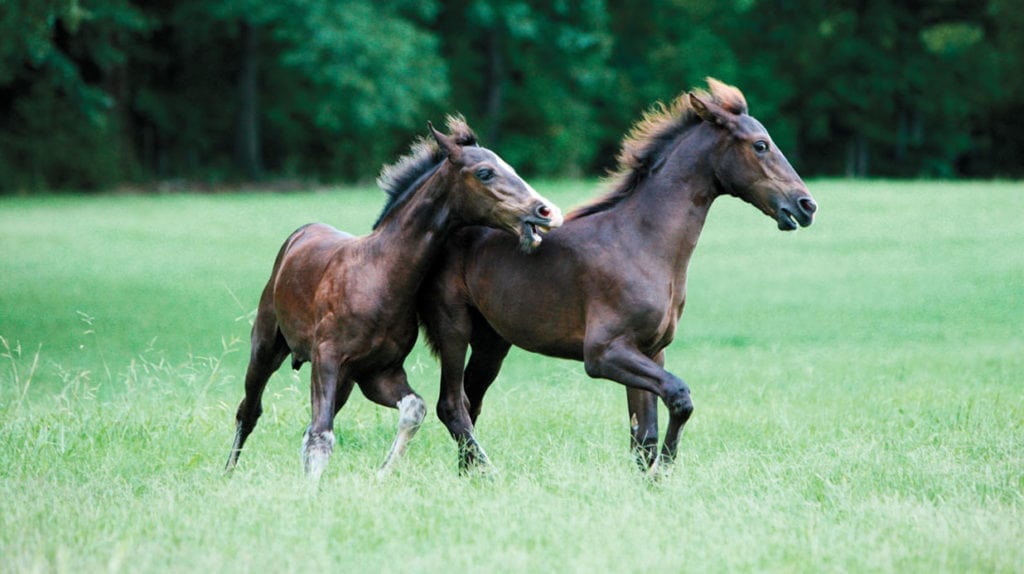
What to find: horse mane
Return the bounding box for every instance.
[373,116,478,229]
[567,78,747,221]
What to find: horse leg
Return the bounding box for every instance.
[420,284,491,472]
[432,328,493,473]
[584,335,693,471]
[463,318,512,424]
[647,350,691,469]
[302,345,346,482]
[226,310,289,473]
[660,409,688,465]
[440,345,494,472]
[627,388,659,471]
[359,367,426,477]
[626,350,667,471]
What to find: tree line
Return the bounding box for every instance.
[1,0,1020,192]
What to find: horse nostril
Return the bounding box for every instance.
[798,197,817,215]
[536,204,552,219]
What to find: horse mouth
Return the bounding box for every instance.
[776,206,813,231]
[517,202,562,253]
[777,209,799,231]
[520,219,552,253]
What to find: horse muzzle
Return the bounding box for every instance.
[775,193,817,231]
[519,202,563,253]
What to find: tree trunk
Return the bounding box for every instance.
[235,21,262,179]
[846,133,869,177]
[483,25,505,145]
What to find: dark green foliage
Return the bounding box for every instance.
[1,0,1022,191]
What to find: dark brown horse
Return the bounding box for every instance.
[418,79,817,473]
[225,118,563,480]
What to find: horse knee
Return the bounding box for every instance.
[398,394,426,430]
[436,398,457,425]
[667,387,694,421]
[436,391,468,422]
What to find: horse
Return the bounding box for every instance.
[224,117,563,480]
[417,79,818,473]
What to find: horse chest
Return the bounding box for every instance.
[630,280,685,353]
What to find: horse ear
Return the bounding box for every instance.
[689,92,721,125]
[429,121,463,164]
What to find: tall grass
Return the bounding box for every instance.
[1,181,1022,572]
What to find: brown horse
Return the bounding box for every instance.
[418,79,817,473]
[225,118,563,480]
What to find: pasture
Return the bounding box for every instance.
[1,180,1022,572]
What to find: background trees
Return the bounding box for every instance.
[1,0,1020,192]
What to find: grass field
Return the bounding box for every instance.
[1,180,1022,572]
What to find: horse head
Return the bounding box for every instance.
[430,120,563,252]
[690,79,817,230]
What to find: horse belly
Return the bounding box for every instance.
[480,298,586,361]
[464,232,588,360]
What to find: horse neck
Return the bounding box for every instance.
[613,129,718,277]
[368,167,457,293]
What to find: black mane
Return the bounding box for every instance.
[567,96,700,220]
[567,79,747,220]
[373,139,445,230]
[373,117,478,230]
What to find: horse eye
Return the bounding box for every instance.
[475,168,495,182]
[753,140,770,153]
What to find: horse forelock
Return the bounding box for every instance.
[445,114,478,148]
[567,78,747,221]
[703,77,748,115]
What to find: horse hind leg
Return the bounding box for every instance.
[302,348,350,482]
[225,324,289,474]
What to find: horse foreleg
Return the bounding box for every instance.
[464,322,512,424]
[378,394,426,477]
[649,349,692,470]
[435,338,492,473]
[361,368,426,478]
[226,323,289,474]
[660,410,689,466]
[626,388,659,471]
[584,335,693,472]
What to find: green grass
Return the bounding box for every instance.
[2,180,1022,572]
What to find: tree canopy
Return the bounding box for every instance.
[1,0,1020,192]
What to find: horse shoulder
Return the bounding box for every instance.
[584,264,682,352]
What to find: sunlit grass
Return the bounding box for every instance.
[1,180,1022,572]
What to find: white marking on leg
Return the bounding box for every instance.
[378,394,426,478]
[647,455,660,479]
[465,434,492,469]
[302,428,334,482]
